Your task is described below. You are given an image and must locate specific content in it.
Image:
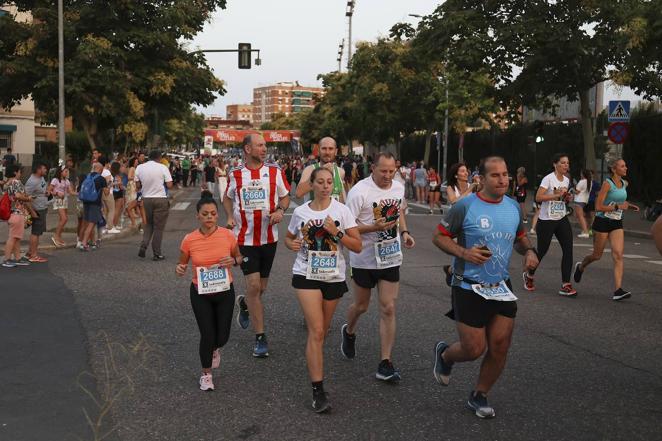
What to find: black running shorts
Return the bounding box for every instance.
[592,216,623,233]
[351,266,400,289]
[239,242,278,278]
[291,275,348,301]
[446,284,517,328]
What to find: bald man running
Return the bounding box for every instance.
[296,137,346,203]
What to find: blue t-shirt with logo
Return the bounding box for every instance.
[438,193,525,290]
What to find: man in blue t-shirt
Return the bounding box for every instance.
[432,156,539,419]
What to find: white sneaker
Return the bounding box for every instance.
[529,229,536,235]
[577,233,589,238]
[76,240,83,248]
[212,349,220,369]
[107,228,121,234]
[199,373,214,391]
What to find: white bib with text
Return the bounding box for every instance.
[374,237,403,269]
[470,280,518,302]
[196,266,231,294]
[306,251,340,281]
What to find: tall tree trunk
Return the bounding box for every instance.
[580,88,597,169]
[80,116,98,151]
[423,128,433,165]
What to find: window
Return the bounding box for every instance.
[0,133,10,149]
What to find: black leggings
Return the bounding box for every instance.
[189,283,235,369]
[533,217,573,283]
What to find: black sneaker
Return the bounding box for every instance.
[340,324,355,359]
[152,254,165,261]
[236,295,250,329]
[573,262,583,283]
[467,390,496,419]
[138,248,146,258]
[312,390,331,413]
[612,288,631,301]
[433,341,453,386]
[376,359,401,382]
[443,265,453,287]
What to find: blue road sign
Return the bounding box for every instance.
[608,101,630,122]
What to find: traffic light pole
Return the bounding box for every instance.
[192,48,262,68]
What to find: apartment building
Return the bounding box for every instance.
[226,104,253,124]
[252,82,324,127]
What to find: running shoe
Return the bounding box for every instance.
[152,254,165,261]
[199,373,214,391]
[522,272,536,291]
[376,359,401,382]
[529,228,536,235]
[340,324,355,359]
[612,288,632,301]
[2,259,17,268]
[577,233,590,239]
[573,262,584,283]
[107,227,121,234]
[443,265,453,287]
[212,349,220,369]
[15,256,31,266]
[433,341,453,386]
[79,245,89,252]
[467,391,496,419]
[558,283,577,297]
[253,336,269,358]
[235,295,250,329]
[312,390,331,413]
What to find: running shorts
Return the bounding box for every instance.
[30,209,47,236]
[239,242,278,278]
[446,283,517,328]
[351,266,400,289]
[592,216,623,233]
[291,275,348,301]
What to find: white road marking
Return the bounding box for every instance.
[622,254,649,259]
[646,261,662,265]
[171,202,191,211]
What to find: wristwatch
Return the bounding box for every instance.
[334,231,344,242]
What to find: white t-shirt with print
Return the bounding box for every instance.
[346,176,405,269]
[538,172,570,221]
[288,199,357,282]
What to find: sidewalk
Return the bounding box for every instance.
[0,189,183,250]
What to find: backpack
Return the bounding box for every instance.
[0,192,10,221]
[588,180,600,203]
[79,173,100,203]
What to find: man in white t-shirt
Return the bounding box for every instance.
[135,150,173,260]
[340,152,416,382]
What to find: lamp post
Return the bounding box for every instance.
[346,1,355,70]
[57,0,65,162]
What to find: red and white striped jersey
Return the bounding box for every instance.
[226,163,290,246]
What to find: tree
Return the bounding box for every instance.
[416,0,662,168]
[163,107,205,151]
[0,0,226,151]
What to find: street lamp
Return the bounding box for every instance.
[57,0,65,162]
[345,1,355,70]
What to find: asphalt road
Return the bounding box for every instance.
[4,187,662,441]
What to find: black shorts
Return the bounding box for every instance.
[113,190,125,200]
[446,284,517,328]
[291,275,348,301]
[592,216,623,233]
[584,201,595,213]
[239,242,278,278]
[429,187,440,193]
[351,266,400,289]
[31,209,47,236]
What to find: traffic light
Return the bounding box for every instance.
[238,43,251,69]
[533,120,545,143]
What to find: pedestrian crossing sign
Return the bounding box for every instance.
[608,101,630,122]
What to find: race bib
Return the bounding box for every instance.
[604,206,623,220]
[306,251,340,281]
[374,238,403,269]
[196,266,231,294]
[548,200,566,220]
[240,181,268,211]
[470,280,518,302]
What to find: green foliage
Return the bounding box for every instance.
[0,0,227,150]
[163,108,205,149]
[260,111,308,131]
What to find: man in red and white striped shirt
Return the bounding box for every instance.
[223,133,290,358]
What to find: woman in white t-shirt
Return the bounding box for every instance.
[573,169,592,238]
[285,167,361,413]
[48,167,71,247]
[523,153,576,296]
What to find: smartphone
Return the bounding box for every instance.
[479,245,493,257]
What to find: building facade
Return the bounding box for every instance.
[226,104,253,124]
[522,84,604,123]
[252,82,324,127]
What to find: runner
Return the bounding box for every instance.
[432,156,538,419]
[223,133,290,357]
[523,153,576,296]
[573,158,639,301]
[285,167,362,413]
[340,152,416,382]
[295,137,345,203]
[176,191,242,391]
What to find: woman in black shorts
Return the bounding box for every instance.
[285,167,362,413]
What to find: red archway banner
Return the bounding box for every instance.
[205,129,301,143]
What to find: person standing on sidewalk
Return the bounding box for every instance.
[340,152,416,382]
[48,166,72,247]
[181,156,191,188]
[223,133,290,358]
[24,161,51,263]
[573,158,639,301]
[79,162,109,251]
[135,150,173,261]
[432,156,538,419]
[2,164,32,267]
[100,158,116,234]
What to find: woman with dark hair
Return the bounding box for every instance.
[414,162,427,204]
[176,191,243,391]
[48,166,71,246]
[446,162,476,205]
[427,166,442,214]
[524,153,575,296]
[573,159,639,301]
[2,164,32,267]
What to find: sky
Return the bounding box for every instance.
[191,1,646,118]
